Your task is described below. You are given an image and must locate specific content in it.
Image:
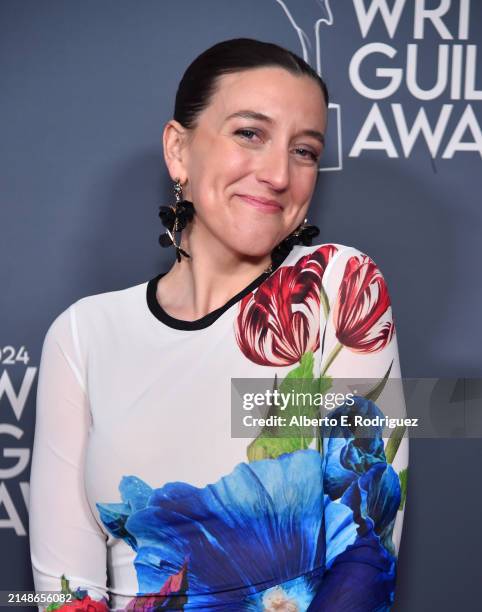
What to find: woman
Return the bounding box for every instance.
[29,38,408,611]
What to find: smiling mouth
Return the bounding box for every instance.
[237,195,283,213]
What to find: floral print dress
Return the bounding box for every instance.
[29,243,408,611]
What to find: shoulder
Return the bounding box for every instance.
[283,243,392,297]
[286,242,385,273]
[44,278,149,348]
[292,242,382,260]
[287,242,373,260]
[73,277,147,316]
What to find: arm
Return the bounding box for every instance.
[29,304,109,610]
[308,247,409,611]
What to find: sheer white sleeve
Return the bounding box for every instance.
[29,304,109,609]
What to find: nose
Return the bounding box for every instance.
[256,144,290,191]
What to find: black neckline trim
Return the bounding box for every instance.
[146,253,290,331]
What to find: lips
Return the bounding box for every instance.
[237,194,283,213]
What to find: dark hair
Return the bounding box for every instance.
[174,37,329,130]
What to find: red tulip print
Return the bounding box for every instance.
[125,561,188,610]
[235,245,338,366]
[47,595,109,612]
[332,253,395,354]
[44,575,110,612]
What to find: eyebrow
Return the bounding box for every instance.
[224,110,325,145]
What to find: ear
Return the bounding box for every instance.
[162,119,190,183]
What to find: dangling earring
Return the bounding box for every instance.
[290,218,320,246]
[158,178,195,262]
[269,218,321,271]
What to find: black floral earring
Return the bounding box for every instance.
[158,178,195,262]
[269,218,320,272]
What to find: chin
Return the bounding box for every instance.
[227,234,277,259]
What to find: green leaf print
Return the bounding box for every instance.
[44,575,73,611]
[365,360,393,403]
[398,467,408,510]
[385,425,406,464]
[247,352,333,462]
[364,360,407,465]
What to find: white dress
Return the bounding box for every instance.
[29,242,409,612]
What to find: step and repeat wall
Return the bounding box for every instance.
[1,1,481,610]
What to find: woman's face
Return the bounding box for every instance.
[165,66,327,259]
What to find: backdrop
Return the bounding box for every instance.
[1,0,481,610]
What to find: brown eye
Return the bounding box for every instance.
[234,128,261,140]
[295,147,319,162]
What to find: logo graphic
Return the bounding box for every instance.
[275,0,481,162]
[0,346,35,537]
[275,0,343,171]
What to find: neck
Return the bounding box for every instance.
[156,222,273,322]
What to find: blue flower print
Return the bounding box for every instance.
[98,449,360,610]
